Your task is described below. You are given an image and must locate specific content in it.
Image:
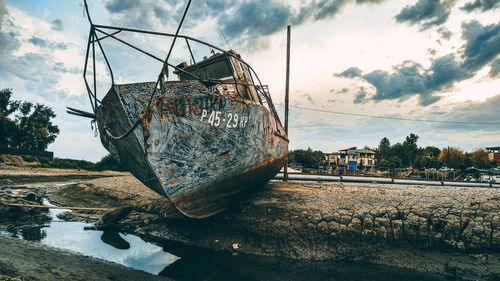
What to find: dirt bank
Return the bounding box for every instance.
[0,166,128,185]
[0,236,171,281]
[46,175,500,279]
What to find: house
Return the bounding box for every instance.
[486,147,500,166]
[355,148,376,169]
[334,147,376,171]
[325,152,339,166]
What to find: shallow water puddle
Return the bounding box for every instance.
[1,198,179,275]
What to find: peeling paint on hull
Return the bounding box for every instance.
[97,81,288,218]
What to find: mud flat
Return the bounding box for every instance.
[0,166,128,185]
[0,235,171,281]
[47,175,500,280]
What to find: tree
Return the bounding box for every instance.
[423,146,440,158]
[438,147,465,169]
[470,149,491,169]
[379,156,402,169]
[94,154,126,171]
[378,137,391,160]
[417,155,439,169]
[289,148,325,169]
[0,89,59,150]
[402,133,419,166]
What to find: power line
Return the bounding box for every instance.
[275,104,500,125]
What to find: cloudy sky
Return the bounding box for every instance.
[1,0,499,161]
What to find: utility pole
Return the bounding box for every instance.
[284,25,291,182]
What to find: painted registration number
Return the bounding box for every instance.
[200,110,248,128]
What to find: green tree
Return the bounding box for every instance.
[379,156,402,169]
[94,154,126,171]
[378,137,391,160]
[438,147,465,169]
[470,149,491,169]
[402,133,419,166]
[416,155,439,169]
[0,88,59,150]
[289,148,325,169]
[423,146,440,158]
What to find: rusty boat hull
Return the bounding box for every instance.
[97,81,288,218]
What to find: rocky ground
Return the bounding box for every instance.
[2,168,500,280]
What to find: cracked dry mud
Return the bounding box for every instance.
[48,176,500,279]
[52,177,500,254]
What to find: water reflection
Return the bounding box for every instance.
[101,230,130,250]
[156,246,447,281]
[21,226,47,241]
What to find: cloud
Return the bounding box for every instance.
[437,26,452,40]
[0,1,20,62]
[0,0,5,18]
[353,87,368,104]
[28,36,68,49]
[490,58,500,77]
[433,94,500,131]
[336,67,363,78]
[336,20,500,106]
[460,0,500,12]
[461,20,500,73]
[102,0,388,50]
[51,19,63,31]
[395,0,455,30]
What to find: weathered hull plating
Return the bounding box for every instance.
[97,81,288,218]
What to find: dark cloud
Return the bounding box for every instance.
[102,0,389,50]
[461,20,500,73]
[490,58,500,77]
[353,87,368,104]
[395,0,455,30]
[104,0,141,13]
[51,19,64,31]
[336,67,363,78]
[28,37,68,50]
[460,0,500,12]
[337,20,500,106]
[28,37,47,47]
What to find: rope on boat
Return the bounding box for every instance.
[6,203,109,211]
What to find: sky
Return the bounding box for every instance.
[0,0,499,162]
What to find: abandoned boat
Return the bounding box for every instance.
[68,1,288,218]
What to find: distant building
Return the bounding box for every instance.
[325,152,339,166]
[329,147,376,171]
[486,147,500,165]
[355,148,376,169]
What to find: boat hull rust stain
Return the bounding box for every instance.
[97,81,288,218]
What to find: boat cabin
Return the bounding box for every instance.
[174,51,260,102]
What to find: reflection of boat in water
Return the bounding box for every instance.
[68,1,288,218]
